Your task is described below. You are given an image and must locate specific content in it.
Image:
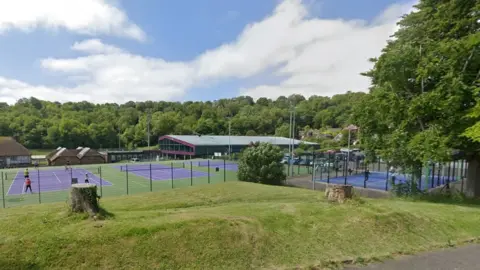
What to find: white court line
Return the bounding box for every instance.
[6,171,19,196]
[53,172,62,183]
[76,168,120,187]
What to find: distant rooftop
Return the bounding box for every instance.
[160,135,318,146]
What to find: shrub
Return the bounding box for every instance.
[237,142,286,185]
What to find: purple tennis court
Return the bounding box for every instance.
[115,164,210,180]
[196,161,239,171]
[7,168,113,195]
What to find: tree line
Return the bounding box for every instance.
[0,92,365,150]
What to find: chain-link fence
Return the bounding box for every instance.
[311,153,469,192]
[0,160,241,208]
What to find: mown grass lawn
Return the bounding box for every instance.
[1,182,480,269]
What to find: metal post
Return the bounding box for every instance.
[418,166,422,191]
[354,156,357,174]
[289,109,292,161]
[447,164,451,188]
[335,158,338,178]
[312,159,315,190]
[126,164,129,195]
[320,161,323,183]
[228,119,232,159]
[223,159,226,182]
[99,166,103,197]
[385,164,389,191]
[437,165,441,187]
[292,108,296,176]
[460,159,465,179]
[171,162,174,189]
[147,110,151,151]
[347,128,351,171]
[1,172,5,208]
[452,160,456,182]
[344,156,347,185]
[327,153,330,182]
[37,168,41,204]
[190,161,193,186]
[149,163,152,192]
[208,160,211,184]
[431,163,435,189]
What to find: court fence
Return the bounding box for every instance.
[0,160,313,208]
[310,153,469,193]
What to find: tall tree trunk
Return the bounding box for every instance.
[465,157,480,198]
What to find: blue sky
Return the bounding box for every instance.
[0,0,414,104]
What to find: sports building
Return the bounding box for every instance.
[158,135,319,159]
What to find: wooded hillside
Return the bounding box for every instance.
[0,92,365,149]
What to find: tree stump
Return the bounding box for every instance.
[70,183,99,215]
[325,184,353,203]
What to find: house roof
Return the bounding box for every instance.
[49,147,103,161]
[0,137,31,157]
[159,135,318,146]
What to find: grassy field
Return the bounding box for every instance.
[1,182,480,269]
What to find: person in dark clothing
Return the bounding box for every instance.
[365,169,370,181]
[85,173,89,183]
[65,160,71,171]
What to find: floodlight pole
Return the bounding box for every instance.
[228,119,232,158]
[288,110,292,157]
[147,110,151,150]
[347,128,351,170]
[293,108,296,174]
[292,107,296,159]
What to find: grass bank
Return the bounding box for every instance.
[1,182,480,269]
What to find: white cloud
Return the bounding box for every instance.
[0,0,145,41]
[237,0,417,99]
[0,0,417,104]
[39,53,196,103]
[72,39,124,54]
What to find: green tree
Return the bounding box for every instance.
[354,0,480,195]
[237,142,286,185]
[0,88,363,149]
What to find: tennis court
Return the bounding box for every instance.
[196,161,239,171]
[315,171,458,191]
[115,163,210,180]
[7,168,113,195]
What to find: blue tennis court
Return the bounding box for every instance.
[315,171,458,191]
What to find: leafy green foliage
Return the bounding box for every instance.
[237,142,286,185]
[354,0,480,171]
[0,93,364,149]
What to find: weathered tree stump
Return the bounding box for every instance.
[325,184,353,203]
[70,183,99,215]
